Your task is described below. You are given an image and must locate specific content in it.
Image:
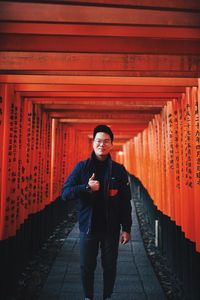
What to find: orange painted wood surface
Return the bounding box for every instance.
[124,86,200,252]
[1,23,200,40]
[0,2,199,27]
[1,34,200,55]
[1,52,199,73]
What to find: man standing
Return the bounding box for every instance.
[61,125,132,300]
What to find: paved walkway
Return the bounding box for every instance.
[39,201,167,300]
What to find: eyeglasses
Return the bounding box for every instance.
[94,139,111,146]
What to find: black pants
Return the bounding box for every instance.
[80,232,120,299]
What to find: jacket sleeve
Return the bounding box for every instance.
[119,166,132,233]
[61,161,86,201]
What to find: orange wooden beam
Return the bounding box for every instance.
[17,92,183,99]
[1,52,199,73]
[59,118,151,124]
[26,98,178,105]
[3,70,199,77]
[48,110,157,119]
[42,0,200,10]
[40,103,165,110]
[45,106,162,114]
[0,75,198,86]
[2,70,199,78]
[20,92,182,98]
[1,34,200,55]
[1,22,200,40]
[14,85,185,93]
[0,3,199,27]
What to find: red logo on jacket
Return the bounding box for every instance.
[109,189,118,196]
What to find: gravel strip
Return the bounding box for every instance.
[133,197,184,300]
[14,209,77,300]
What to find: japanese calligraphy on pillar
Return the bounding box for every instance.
[184,95,193,188]
[17,95,23,229]
[193,88,200,186]
[40,111,46,209]
[182,88,195,241]
[172,99,181,226]
[45,115,52,205]
[173,100,180,189]
[191,87,200,251]
[61,125,68,184]
[154,115,162,209]
[12,94,21,231]
[166,101,175,220]
[161,107,168,215]
[20,100,32,221]
[35,104,41,209]
[30,103,38,213]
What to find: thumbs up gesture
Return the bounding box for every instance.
[88,173,100,192]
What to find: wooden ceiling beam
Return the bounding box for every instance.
[26,97,180,104]
[22,92,182,98]
[1,52,199,73]
[5,0,200,10]
[1,34,200,55]
[32,101,167,108]
[18,92,183,98]
[58,118,150,124]
[1,23,200,39]
[17,85,184,93]
[2,70,198,77]
[43,105,162,112]
[48,110,158,119]
[0,2,199,27]
[7,79,197,91]
[30,97,177,102]
[40,101,166,108]
[4,0,200,10]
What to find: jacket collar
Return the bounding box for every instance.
[89,150,111,164]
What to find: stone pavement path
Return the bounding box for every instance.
[39,201,167,300]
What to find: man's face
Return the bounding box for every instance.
[93,132,113,160]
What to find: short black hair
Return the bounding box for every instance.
[93,124,114,141]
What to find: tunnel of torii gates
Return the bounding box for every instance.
[0,0,200,257]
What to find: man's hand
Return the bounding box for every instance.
[88,173,100,192]
[120,231,131,244]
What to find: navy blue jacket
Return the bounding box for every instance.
[61,152,132,234]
